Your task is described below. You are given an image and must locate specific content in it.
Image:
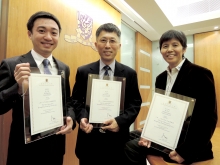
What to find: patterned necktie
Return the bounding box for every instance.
[103,65,111,80]
[103,65,110,76]
[42,59,52,74]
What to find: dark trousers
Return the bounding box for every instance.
[124,138,176,165]
[7,149,64,165]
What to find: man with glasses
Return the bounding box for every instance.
[71,23,142,165]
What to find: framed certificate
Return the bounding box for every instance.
[141,88,196,154]
[86,74,126,127]
[22,68,65,144]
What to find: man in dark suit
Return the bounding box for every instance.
[71,23,142,165]
[0,11,76,165]
[124,30,217,164]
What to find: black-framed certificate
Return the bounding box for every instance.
[86,74,126,127]
[22,68,65,144]
[141,88,195,154]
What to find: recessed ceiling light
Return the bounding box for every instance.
[214,26,219,29]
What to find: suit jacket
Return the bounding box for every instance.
[156,58,217,163]
[0,51,76,165]
[71,60,142,162]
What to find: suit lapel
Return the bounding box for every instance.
[114,61,124,77]
[89,60,100,75]
[171,59,192,93]
[19,51,40,73]
[88,60,124,76]
[19,51,38,67]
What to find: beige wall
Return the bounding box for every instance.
[135,32,152,129]
[0,0,121,165]
[194,31,220,127]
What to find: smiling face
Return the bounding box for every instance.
[95,31,121,65]
[160,38,186,69]
[28,18,59,58]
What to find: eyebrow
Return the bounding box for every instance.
[37,26,58,31]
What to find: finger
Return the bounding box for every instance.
[14,63,30,72]
[103,119,114,125]
[56,126,66,135]
[169,151,177,157]
[56,126,72,135]
[147,141,151,148]
[80,119,87,128]
[85,124,93,133]
[66,117,73,127]
[101,124,111,131]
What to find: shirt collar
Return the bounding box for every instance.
[99,59,115,73]
[31,49,53,67]
[166,58,185,73]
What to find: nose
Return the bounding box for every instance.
[167,45,173,51]
[105,40,111,48]
[44,32,52,40]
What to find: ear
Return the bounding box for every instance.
[183,47,187,54]
[27,30,32,39]
[95,41,98,49]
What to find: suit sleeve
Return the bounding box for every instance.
[175,69,217,163]
[65,66,76,130]
[71,68,89,124]
[0,59,21,115]
[115,70,142,130]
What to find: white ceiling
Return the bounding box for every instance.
[105,0,220,41]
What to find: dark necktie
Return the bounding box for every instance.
[42,59,52,74]
[103,65,110,80]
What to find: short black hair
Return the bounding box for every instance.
[27,11,61,33]
[159,30,187,50]
[96,23,121,38]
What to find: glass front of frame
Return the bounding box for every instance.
[22,67,66,144]
[86,74,126,128]
[141,88,196,154]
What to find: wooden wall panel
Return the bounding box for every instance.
[0,1,10,165]
[139,72,151,85]
[135,32,152,129]
[1,0,121,165]
[194,31,220,127]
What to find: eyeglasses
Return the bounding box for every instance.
[98,39,119,45]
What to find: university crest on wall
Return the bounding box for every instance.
[64,11,97,51]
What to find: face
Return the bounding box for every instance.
[95,31,121,65]
[28,18,59,58]
[160,38,186,69]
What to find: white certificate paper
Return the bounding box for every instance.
[141,93,189,150]
[89,79,121,123]
[29,74,63,135]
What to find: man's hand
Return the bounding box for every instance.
[138,138,151,148]
[169,150,185,163]
[56,116,73,135]
[80,118,93,133]
[101,118,119,132]
[14,63,31,94]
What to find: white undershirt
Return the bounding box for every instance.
[31,49,58,75]
[165,58,185,96]
[99,59,115,80]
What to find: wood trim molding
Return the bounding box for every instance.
[0,0,8,62]
[0,1,9,164]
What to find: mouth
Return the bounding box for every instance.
[104,51,112,55]
[166,54,175,58]
[42,42,53,47]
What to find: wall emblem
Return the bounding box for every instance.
[64,11,97,51]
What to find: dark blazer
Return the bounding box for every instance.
[71,60,142,163]
[0,51,76,165]
[156,58,217,163]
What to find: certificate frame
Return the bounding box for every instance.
[22,67,66,144]
[86,74,126,128]
[141,88,196,154]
